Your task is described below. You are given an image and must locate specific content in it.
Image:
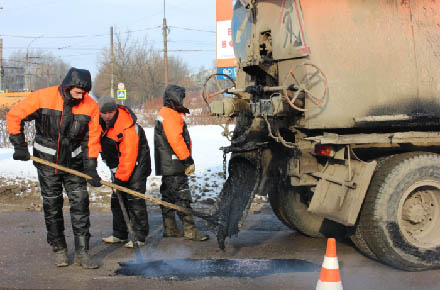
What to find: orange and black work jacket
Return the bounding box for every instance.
[154,106,192,176]
[100,106,151,192]
[6,86,101,171]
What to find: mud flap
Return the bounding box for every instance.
[308,160,377,226]
[210,157,260,250]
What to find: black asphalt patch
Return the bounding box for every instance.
[116,258,320,280]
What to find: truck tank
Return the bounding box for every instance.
[208,0,440,271]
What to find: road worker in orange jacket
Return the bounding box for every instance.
[154,85,209,241]
[6,67,102,269]
[98,96,151,248]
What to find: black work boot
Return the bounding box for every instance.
[162,212,184,238]
[182,215,209,241]
[53,248,68,267]
[74,235,99,269]
[52,239,68,267]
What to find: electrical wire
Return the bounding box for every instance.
[0,26,161,39]
[168,26,215,33]
[3,47,102,51]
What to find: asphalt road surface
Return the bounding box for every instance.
[0,203,439,290]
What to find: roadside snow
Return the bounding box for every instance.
[0,125,232,202]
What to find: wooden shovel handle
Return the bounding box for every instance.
[30,155,193,215]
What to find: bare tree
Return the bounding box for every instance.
[93,30,190,108]
[3,50,69,92]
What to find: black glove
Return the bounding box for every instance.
[10,134,30,161]
[183,156,195,176]
[86,167,102,187]
[13,146,30,161]
[113,177,128,187]
[183,156,194,168]
[85,158,102,187]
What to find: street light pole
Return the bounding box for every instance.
[0,8,2,91]
[163,0,168,86]
[25,52,29,91]
[0,38,3,91]
[25,35,43,92]
[110,26,114,98]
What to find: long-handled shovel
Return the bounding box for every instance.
[29,156,218,225]
[111,186,143,263]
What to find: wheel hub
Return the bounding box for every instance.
[400,185,440,248]
[402,193,429,224]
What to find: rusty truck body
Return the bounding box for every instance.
[208,0,440,271]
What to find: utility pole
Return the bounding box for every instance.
[110,26,115,98]
[162,0,168,86]
[25,52,29,91]
[0,38,3,91]
[0,8,3,90]
[24,35,43,92]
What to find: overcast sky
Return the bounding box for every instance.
[0,0,217,79]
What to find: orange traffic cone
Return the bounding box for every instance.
[316,238,343,290]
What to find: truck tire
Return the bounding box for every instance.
[269,185,346,238]
[350,155,395,261]
[268,185,296,230]
[281,187,326,238]
[360,152,440,271]
[350,226,377,260]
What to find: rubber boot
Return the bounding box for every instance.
[74,235,99,269]
[182,215,209,241]
[163,215,184,238]
[52,239,68,267]
[53,248,68,267]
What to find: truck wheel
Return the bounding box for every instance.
[360,152,440,271]
[350,226,377,260]
[270,185,345,238]
[268,185,296,230]
[281,187,326,237]
[350,155,395,261]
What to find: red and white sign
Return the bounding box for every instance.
[216,0,236,68]
[117,82,125,90]
[216,20,234,60]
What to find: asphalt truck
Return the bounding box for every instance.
[206,0,440,271]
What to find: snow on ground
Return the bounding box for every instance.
[0,125,232,203]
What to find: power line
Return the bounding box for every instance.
[1,33,106,39]
[169,26,215,33]
[0,26,162,39]
[3,47,102,51]
[168,39,214,45]
[164,49,215,52]
[2,59,40,65]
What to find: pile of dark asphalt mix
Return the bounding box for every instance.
[117,258,320,280]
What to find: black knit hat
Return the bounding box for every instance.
[98,96,117,113]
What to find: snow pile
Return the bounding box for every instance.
[0,125,232,203]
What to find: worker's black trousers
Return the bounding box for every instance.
[160,175,195,225]
[110,190,149,243]
[37,166,90,250]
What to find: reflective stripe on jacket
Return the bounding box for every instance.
[6,86,101,170]
[154,106,191,176]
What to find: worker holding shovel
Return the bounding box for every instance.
[98,96,151,249]
[6,67,102,269]
[154,85,209,241]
